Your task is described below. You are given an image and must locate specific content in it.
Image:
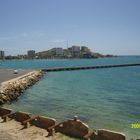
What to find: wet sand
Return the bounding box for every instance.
[0,69,33,84]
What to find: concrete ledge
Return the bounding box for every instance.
[0,107,12,117]
[11,111,31,122]
[31,116,56,129]
[50,117,89,139]
[97,129,126,140]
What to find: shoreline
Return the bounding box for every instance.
[0,107,139,140]
[0,68,139,140]
[0,107,127,140]
[0,70,45,104]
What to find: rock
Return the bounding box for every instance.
[1,94,8,101]
[0,99,4,104]
[0,70,45,104]
[97,129,126,140]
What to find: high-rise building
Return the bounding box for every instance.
[27,50,35,59]
[0,50,5,60]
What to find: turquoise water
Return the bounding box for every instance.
[1,57,140,139]
[0,56,140,69]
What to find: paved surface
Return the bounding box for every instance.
[0,69,32,83]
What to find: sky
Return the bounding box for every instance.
[0,0,140,55]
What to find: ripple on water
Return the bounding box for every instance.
[2,58,140,139]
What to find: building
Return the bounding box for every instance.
[70,46,81,57]
[81,46,92,58]
[27,50,35,59]
[63,49,72,58]
[51,48,64,56]
[0,50,5,60]
[55,48,63,55]
[81,46,90,53]
[71,46,80,53]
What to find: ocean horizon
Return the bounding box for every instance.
[1,56,140,139]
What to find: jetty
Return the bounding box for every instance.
[0,70,45,105]
[42,63,140,72]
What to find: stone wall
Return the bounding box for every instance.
[54,119,89,139]
[0,70,45,104]
[92,129,126,140]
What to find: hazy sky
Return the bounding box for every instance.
[0,0,140,55]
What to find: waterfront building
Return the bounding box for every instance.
[70,45,81,57]
[71,45,80,53]
[27,50,35,59]
[56,48,63,55]
[0,50,5,60]
[52,48,64,56]
[63,49,72,58]
[81,46,91,58]
[81,46,90,53]
[68,47,72,53]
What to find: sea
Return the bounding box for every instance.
[0,56,140,139]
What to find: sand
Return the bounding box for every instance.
[0,118,77,140]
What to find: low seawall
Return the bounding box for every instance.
[0,70,45,104]
[1,107,137,140]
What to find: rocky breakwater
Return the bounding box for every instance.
[0,70,45,105]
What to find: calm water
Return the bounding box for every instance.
[1,57,140,139]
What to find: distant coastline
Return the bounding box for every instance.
[1,46,115,60]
